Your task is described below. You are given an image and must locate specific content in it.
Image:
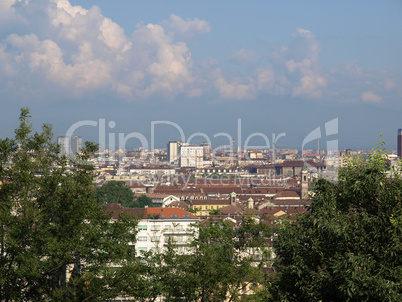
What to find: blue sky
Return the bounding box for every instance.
[1,0,401,150]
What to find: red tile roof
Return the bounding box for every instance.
[274,191,300,198]
[145,207,198,219]
[105,204,197,219]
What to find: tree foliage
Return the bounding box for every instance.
[96,180,135,207]
[96,181,153,208]
[136,194,153,208]
[0,108,139,301]
[209,208,222,215]
[269,147,402,301]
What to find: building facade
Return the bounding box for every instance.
[136,208,198,254]
[179,145,203,168]
[167,141,183,165]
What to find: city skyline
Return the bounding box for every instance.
[1,1,401,150]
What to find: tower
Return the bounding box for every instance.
[230,192,237,205]
[398,129,402,158]
[70,135,82,154]
[301,164,309,199]
[247,197,254,209]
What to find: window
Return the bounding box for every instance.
[150,225,161,231]
[161,215,166,219]
[176,225,183,231]
[151,236,160,242]
[138,236,148,242]
[174,236,183,242]
[138,225,147,230]
[163,225,171,231]
[138,247,147,252]
[182,215,191,218]
[169,215,179,219]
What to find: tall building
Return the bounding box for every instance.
[398,129,402,158]
[57,135,82,156]
[167,141,181,165]
[179,145,203,168]
[57,136,69,156]
[70,135,83,154]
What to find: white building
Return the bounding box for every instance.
[179,145,203,168]
[136,207,199,254]
[106,204,199,254]
[129,167,176,176]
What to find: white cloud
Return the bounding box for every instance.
[228,49,256,65]
[0,0,17,16]
[0,0,201,101]
[326,61,399,104]
[162,14,211,39]
[256,67,275,93]
[0,0,31,18]
[99,18,131,52]
[207,28,330,100]
[286,58,311,73]
[214,69,256,100]
[361,91,382,103]
[7,33,113,92]
[51,0,87,27]
[0,2,396,105]
[344,60,363,77]
[126,23,196,99]
[0,44,16,77]
[293,74,327,98]
[384,78,396,90]
[289,28,320,65]
[284,28,328,98]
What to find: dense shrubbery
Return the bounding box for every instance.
[268,145,402,301]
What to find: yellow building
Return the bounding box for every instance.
[190,192,238,216]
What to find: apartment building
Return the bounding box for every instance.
[179,145,203,168]
[106,205,199,254]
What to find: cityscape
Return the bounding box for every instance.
[1,1,401,301]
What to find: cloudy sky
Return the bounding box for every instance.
[1,0,401,150]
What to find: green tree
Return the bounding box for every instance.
[137,194,153,208]
[0,108,139,301]
[269,147,402,301]
[187,207,200,214]
[96,180,136,207]
[209,208,222,215]
[96,183,153,208]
